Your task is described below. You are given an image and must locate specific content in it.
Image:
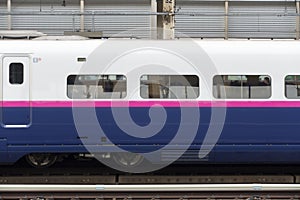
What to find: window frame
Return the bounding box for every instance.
[213,74,272,99]
[140,74,200,99]
[66,74,127,99]
[284,74,300,99]
[9,62,24,85]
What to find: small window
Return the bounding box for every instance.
[67,75,126,99]
[9,63,24,84]
[285,75,300,99]
[140,75,199,99]
[213,75,271,99]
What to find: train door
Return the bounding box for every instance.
[1,56,31,128]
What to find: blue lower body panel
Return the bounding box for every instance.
[0,106,300,164]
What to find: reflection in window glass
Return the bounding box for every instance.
[9,63,24,84]
[67,75,126,99]
[213,75,271,99]
[285,75,300,99]
[140,75,199,99]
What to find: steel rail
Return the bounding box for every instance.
[1,191,300,200]
[1,184,300,192]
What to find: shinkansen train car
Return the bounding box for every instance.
[1,37,300,168]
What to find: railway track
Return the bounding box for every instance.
[1,161,300,184]
[2,192,300,200]
[1,162,300,199]
[0,175,297,184]
[1,184,300,200]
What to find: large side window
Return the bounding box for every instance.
[67,75,126,99]
[285,75,300,99]
[213,75,271,99]
[140,75,199,99]
[9,63,24,84]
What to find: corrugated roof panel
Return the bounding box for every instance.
[175,0,225,38]
[11,0,80,35]
[85,0,151,38]
[228,1,297,38]
[0,0,8,30]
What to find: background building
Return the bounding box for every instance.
[0,0,299,39]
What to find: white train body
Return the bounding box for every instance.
[0,39,300,168]
[1,39,299,101]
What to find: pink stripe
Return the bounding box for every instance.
[2,101,31,107]
[2,101,300,108]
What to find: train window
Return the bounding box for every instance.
[9,63,24,84]
[140,75,199,99]
[213,75,271,99]
[285,75,300,99]
[67,75,126,99]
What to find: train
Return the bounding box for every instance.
[1,37,300,171]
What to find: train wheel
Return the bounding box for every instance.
[111,152,144,168]
[26,153,58,168]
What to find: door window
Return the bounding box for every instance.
[9,63,24,84]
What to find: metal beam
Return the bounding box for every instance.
[0,11,167,16]
[225,0,229,40]
[7,0,11,30]
[296,1,300,40]
[157,0,175,39]
[151,0,157,39]
[80,0,85,32]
